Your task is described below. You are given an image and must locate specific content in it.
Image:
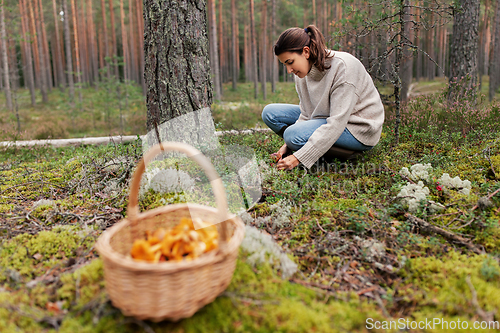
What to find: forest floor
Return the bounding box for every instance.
[0,80,500,332]
[0,124,500,332]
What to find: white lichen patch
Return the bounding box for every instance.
[438,173,472,195]
[397,181,430,213]
[240,225,298,279]
[399,163,433,181]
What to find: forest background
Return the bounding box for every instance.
[0,0,499,140]
[1,0,500,331]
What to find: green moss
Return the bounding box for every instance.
[491,155,500,180]
[399,251,500,320]
[337,198,363,210]
[0,204,14,213]
[57,259,105,307]
[0,226,95,282]
[31,204,56,221]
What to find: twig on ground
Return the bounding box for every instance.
[471,188,500,212]
[405,213,484,255]
[316,219,327,233]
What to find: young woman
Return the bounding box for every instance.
[262,25,384,170]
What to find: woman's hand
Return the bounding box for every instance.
[270,144,289,162]
[277,155,300,170]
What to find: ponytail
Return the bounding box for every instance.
[274,25,332,72]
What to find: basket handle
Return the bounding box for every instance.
[127,142,229,242]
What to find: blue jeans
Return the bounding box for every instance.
[262,103,373,151]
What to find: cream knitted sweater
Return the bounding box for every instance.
[292,51,385,168]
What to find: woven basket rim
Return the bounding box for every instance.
[95,203,245,273]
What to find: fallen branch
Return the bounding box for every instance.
[471,188,500,212]
[405,213,484,255]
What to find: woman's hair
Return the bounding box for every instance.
[273,25,332,72]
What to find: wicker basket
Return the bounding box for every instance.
[95,142,245,322]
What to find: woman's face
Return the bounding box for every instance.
[277,47,312,79]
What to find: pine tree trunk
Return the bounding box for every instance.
[62,0,75,105]
[33,0,48,102]
[244,24,248,82]
[489,0,500,101]
[260,0,266,100]
[218,0,224,91]
[231,0,237,89]
[0,0,12,111]
[119,0,128,81]
[52,0,65,90]
[100,0,110,79]
[128,0,137,83]
[312,0,316,25]
[135,0,145,94]
[400,0,413,103]
[71,0,83,102]
[87,0,99,87]
[144,0,213,129]
[109,0,119,78]
[19,0,36,105]
[79,1,89,85]
[426,12,435,80]
[38,0,53,91]
[271,0,276,92]
[250,0,258,99]
[208,0,221,100]
[448,0,480,101]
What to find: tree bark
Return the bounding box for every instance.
[426,12,435,80]
[62,0,75,105]
[489,0,500,101]
[231,0,237,89]
[87,0,99,87]
[71,0,83,102]
[260,0,267,100]
[119,0,129,81]
[100,0,110,79]
[38,0,53,91]
[109,0,119,78]
[271,0,276,92]
[0,0,12,111]
[448,0,480,102]
[52,0,65,90]
[135,0,145,93]
[144,0,213,130]
[129,0,137,83]
[218,0,225,86]
[33,0,48,102]
[400,0,413,103]
[208,0,221,100]
[19,0,36,105]
[250,0,258,99]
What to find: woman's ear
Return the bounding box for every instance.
[302,46,310,60]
